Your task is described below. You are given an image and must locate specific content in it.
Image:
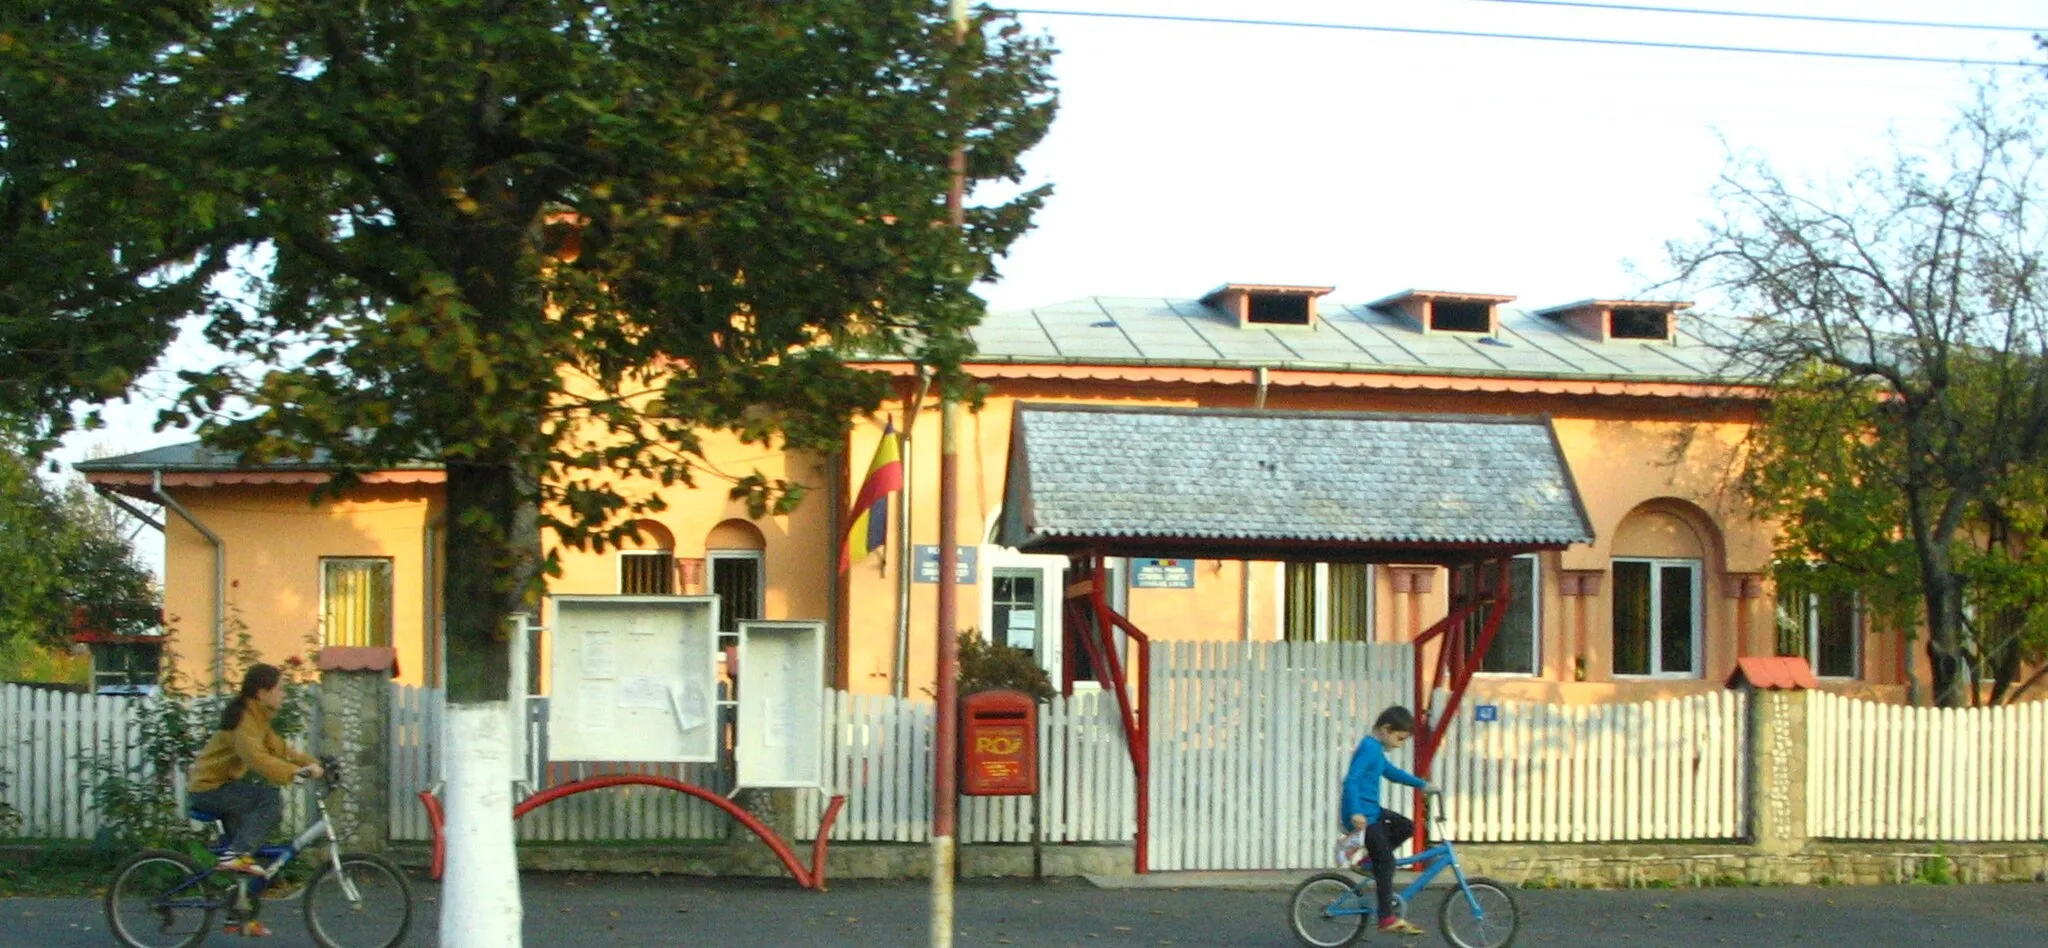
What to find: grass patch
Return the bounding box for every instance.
[0,842,121,897]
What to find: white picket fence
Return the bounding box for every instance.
[0,683,311,840]
[388,684,1134,844]
[1146,641,1415,871]
[1807,690,2048,841]
[1434,691,1749,842]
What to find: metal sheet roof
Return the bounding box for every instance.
[998,404,1594,561]
[969,297,1745,382]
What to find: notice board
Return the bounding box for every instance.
[546,595,720,763]
[734,620,826,789]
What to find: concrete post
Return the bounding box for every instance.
[316,649,399,853]
[1745,687,1808,856]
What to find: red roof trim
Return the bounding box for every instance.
[318,646,401,678]
[1726,656,1819,690]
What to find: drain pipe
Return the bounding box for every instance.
[153,469,227,691]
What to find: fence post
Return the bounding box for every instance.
[317,648,402,853]
[1729,657,1815,858]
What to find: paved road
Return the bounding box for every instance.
[11,872,2046,947]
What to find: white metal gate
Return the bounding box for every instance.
[1146,641,1414,871]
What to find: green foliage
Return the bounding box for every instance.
[1910,849,1957,886]
[84,612,317,850]
[0,637,89,685]
[1674,87,2048,705]
[0,438,160,664]
[0,2,227,449]
[955,629,1055,702]
[8,0,1057,702]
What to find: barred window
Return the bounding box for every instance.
[620,550,676,595]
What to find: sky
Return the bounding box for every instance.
[48,0,2048,479]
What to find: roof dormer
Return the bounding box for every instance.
[1534,299,1692,343]
[1366,289,1517,336]
[1201,283,1336,329]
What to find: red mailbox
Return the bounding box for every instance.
[960,689,1037,796]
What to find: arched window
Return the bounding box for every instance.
[618,520,677,595]
[1610,507,1707,678]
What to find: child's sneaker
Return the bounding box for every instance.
[1378,917,1426,936]
[222,919,274,937]
[215,853,266,876]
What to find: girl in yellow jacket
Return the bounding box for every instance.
[185,663,322,875]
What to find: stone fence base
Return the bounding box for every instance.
[1456,841,2048,888]
[380,839,2048,887]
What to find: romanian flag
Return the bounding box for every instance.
[840,418,903,572]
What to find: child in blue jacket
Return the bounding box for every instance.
[1341,705,1437,937]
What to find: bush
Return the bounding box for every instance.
[83,612,317,849]
[955,629,1055,702]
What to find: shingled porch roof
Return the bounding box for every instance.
[996,404,1594,564]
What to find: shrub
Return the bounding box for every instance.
[955,629,1055,702]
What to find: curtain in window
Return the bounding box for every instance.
[1659,564,1696,674]
[323,559,393,647]
[1283,563,1317,641]
[621,552,676,595]
[1326,563,1371,642]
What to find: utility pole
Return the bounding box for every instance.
[930,0,969,946]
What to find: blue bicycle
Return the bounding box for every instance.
[102,757,414,948]
[1289,797,1519,947]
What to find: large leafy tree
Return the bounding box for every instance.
[12,1,1053,943]
[0,436,160,658]
[1673,89,2048,707]
[0,3,226,450]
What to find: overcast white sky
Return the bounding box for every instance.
[52,0,2048,475]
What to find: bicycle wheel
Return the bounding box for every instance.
[302,853,415,948]
[1438,876,1520,948]
[1288,871,1369,948]
[104,850,216,948]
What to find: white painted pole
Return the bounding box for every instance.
[440,703,523,947]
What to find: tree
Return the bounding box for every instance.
[1671,88,2048,707]
[13,2,1053,943]
[0,3,228,451]
[0,435,160,663]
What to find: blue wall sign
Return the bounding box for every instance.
[1475,704,1499,723]
[1131,557,1197,589]
[912,545,978,584]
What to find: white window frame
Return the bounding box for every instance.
[1610,557,1702,679]
[1475,554,1542,678]
[617,549,677,595]
[708,549,765,643]
[1275,562,1375,642]
[319,556,395,648]
[979,545,1068,690]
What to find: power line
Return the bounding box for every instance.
[1004,8,2043,68]
[1468,0,2048,34]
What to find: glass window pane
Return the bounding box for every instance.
[1482,556,1538,675]
[1659,564,1696,674]
[322,559,392,648]
[992,569,1040,657]
[1815,591,1858,678]
[711,555,761,635]
[1612,561,1652,675]
[1326,564,1371,643]
[1283,563,1317,641]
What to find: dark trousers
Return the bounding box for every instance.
[187,781,283,855]
[1362,810,1415,920]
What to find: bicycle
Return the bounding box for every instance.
[103,757,415,948]
[1288,794,1520,948]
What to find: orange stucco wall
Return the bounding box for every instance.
[160,483,438,687]
[142,369,1950,705]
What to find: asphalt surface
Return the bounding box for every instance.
[9,871,2047,947]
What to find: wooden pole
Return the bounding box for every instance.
[930,1,969,944]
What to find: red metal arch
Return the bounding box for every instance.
[420,778,847,890]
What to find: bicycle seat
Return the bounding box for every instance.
[188,808,223,824]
